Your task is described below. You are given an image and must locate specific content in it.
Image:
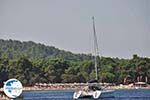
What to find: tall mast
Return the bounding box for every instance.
[92,16,99,81]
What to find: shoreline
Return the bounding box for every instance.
[23,83,150,91]
[0,83,150,100]
[1,83,150,92]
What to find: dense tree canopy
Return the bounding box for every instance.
[0,39,91,61]
[0,39,150,87]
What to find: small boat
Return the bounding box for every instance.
[73,17,102,99]
[73,82,102,99]
[73,82,114,99]
[134,82,148,89]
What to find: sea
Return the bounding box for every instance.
[22,89,150,100]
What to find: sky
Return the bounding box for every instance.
[0,0,150,58]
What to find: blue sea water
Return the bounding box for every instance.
[22,89,150,100]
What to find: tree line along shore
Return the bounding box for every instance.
[0,39,150,88]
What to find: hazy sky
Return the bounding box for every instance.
[0,0,150,58]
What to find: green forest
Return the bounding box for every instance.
[0,39,150,87]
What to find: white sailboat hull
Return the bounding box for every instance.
[73,90,102,99]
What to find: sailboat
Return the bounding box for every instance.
[73,17,102,99]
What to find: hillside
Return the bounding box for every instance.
[0,39,91,61]
[0,39,150,86]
